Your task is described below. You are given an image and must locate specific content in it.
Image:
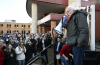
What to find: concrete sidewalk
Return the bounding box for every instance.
[31,47,54,65]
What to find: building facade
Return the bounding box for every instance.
[0,22,31,34]
[26,0,100,41]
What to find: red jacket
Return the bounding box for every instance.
[0,49,4,65]
[60,44,72,57]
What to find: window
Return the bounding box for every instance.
[17,25,19,28]
[7,30,11,33]
[1,31,3,34]
[28,25,30,29]
[28,30,30,33]
[7,24,8,28]
[17,30,19,32]
[0,24,3,28]
[24,25,25,28]
[0,30,3,34]
[22,25,23,28]
[7,24,11,28]
[10,24,11,28]
[7,31,8,33]
[22,31,23,34]
[15,25,16,28]
[24,31,25,34]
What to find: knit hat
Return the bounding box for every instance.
[5,34,8,37]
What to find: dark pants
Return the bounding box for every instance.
[72,46,85,65]
[41,51,48,64]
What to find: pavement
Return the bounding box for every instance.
[31,47,54,65]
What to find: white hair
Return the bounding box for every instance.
[67,6,76,10]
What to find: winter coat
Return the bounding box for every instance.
[15,47,26,60]
[54,42,65,54]
[25,44,33,62]
[38,39,48,52]
[30,39,37,53]
[66,9,89,47]
[4,49,16,65]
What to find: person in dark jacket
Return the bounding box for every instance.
[54,37,65,65]
[30,35,37,56]
[8,39,18,49]
[37,35,41,52]
[46,33,52,46]
[5,37,10,45]
[2,43,6,51]
[65,6,89,65]
[4,44,16,65]
[25,41,33,62]
[39,35,48,64]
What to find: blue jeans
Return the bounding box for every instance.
[72,46,85,65]
[60,56,69,65]
[17,59,25,65]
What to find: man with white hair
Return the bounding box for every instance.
[65,6,89,65]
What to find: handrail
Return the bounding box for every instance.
[48,61,54,65]
[26,44,54,64]
[27,56,46,65]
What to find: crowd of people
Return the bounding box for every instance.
[0,31,52,65]
[0,32,73,65]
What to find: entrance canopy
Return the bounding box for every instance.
[26,0,68,20]
[37,13,68,25]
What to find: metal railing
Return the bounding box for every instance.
[48,61,54,65]
[26,44,54,65]
[27,56,46,65]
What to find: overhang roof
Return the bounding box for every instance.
[37,13,69,25]
[26,0,68,20]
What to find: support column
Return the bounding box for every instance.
[51,21,56,43]
[90,5,95,50]
[39,25,42,33]
[32,3,37,33]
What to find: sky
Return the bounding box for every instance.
[0,0,32,23]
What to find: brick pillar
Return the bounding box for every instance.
[51,21,56,44]
[39,25,42,33]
